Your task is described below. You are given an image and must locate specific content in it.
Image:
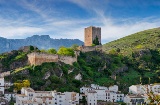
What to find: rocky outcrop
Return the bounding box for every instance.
[43,71,51,80]
[133,49,151,57]
[75,73,82,80]
[10,57,28,70]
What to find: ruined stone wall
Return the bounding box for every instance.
[27,52,58,66]
[27,52,77,66]
[58,56,77,65]
[84,26,101,46]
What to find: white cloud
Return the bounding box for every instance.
[0,26,44,38]
[0,0,160,45]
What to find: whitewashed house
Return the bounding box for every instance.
[109,85,118,92]
[64,92,79,105]
[124,94,145,105]
[80,86,91,93]
[129,85,146,94]
[0,78,4,94]
[91,84,108,90]
[15,87,79,105]
[85,90,97,105]
[80,84,124,104]
[129,84,160,95]
[4,92,16,101]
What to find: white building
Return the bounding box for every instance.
[129,85,146,94]
[64,92,79,105]
[15,87,79,105]
[0,78,4,94]
[105,90,124,102]
[91,84,108,90]
[109,85,118,92]
[124,94,145,105]
[129,84,160,95]
[80,86,91,93]
[4,92,16,101]
[80,84,124,104]
[85,90,97,105]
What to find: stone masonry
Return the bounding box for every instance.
[84,26,101,46]
[27,52,77,66]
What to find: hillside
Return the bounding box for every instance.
[2,46,160,94]
[103,28,160,56]
[0,35,83,53]
[1,28,160,94]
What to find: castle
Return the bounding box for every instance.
[84,26,101,46]
[27,26,102,66]
[78,26,102,52]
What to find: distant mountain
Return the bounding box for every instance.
[0,35,84,53]
[103,28,160,56]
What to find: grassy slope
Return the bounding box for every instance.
[103,28,160,55]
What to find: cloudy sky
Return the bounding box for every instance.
[0,0,160,43]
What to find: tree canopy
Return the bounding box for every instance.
[71,44,79,50]
[57,46,75,56]
[47,48,57,54]
[14,80,30,91]
[93,36,100,45]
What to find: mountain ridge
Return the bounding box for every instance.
[0,35,84,53]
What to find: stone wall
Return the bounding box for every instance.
[84,26,92,46]
[27,52,77,66]
[58,56,77,65]
[27,52,58,66]
[78,45,102,53]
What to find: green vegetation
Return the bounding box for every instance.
[47,48,57,54]
[13,52,27,61]
[40,47,75,57]
[71,44,79,50]
[103,28,160,56]
[5,48,160,93]
[93,36,100,45]
[57,46,75,56]
[12,66,31,74]
[14,80,30,91]
[2,28,160,94]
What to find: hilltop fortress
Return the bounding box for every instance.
[27,26,102,66]
[27,52,78,66]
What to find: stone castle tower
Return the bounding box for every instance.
[84,26,101,46]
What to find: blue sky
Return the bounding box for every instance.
[0,0,160,43]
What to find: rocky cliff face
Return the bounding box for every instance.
[0,35,84,53]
